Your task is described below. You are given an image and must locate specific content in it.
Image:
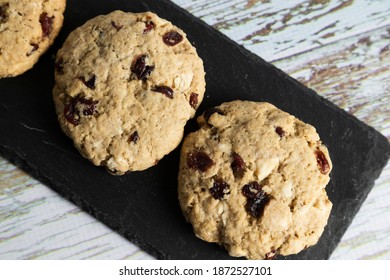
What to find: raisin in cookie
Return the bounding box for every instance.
[178,101,332,259]
[53,11,205,174]
[0,0,65,78]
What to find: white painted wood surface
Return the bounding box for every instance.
[0,0,389,259]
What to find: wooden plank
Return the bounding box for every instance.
[0,160,152,259]
[175,0,390,61]
[274,25,390,138]
[0,0,389,260]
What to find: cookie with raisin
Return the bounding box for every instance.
[53,11,205,174]
[178,100,332,259]
[0,0,66,77]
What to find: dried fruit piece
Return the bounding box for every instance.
[189,93,198,108]
[77,97,98,116]
[26,43,39,57]
[64,96,98,126]
[40,12,54,38]
[152,86,173,99]
[275,126,285,138]
[131,55,155,80]
[64,101,78,126]
[55,58,64,74]
[242,181,262,199]
[162,31,183,46]
[231,152,246,177]
[129,131,139,143]
[143,21,154,34]
[79,75,97,90]
[203,107,224,123]
[140,66,154,80]
[187,151,214,172]
[0,4,9,24]
[315,150,330,175]
[111,21,123,31]
[242,181,270,218]
[210,178,230,200]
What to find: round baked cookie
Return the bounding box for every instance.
[178,101,332,259]
[0,0,66,78]
[53,10,205,174]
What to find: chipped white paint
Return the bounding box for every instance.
[175,0,390,62]
[0,160,153,260]
[0,0,389,259]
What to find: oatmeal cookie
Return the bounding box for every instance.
[53,10,205,174]
[178,100,332,259]
[0,0,65,77]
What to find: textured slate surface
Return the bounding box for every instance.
[0,0,389,260]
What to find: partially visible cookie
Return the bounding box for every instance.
[0,0,66,78]
[178,101,332,259]
[53,11,205,174]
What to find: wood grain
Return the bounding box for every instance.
[0,0,389,259]
[275,25,390,138]
[0,160,153,259]
[174,0,390,61]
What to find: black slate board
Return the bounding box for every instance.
[0,0,389,260]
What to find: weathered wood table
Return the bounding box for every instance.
[0,0,389,259]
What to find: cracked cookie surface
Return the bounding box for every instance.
[0,0,65,77]
[53,10,205,174]
[178,100,332,259]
